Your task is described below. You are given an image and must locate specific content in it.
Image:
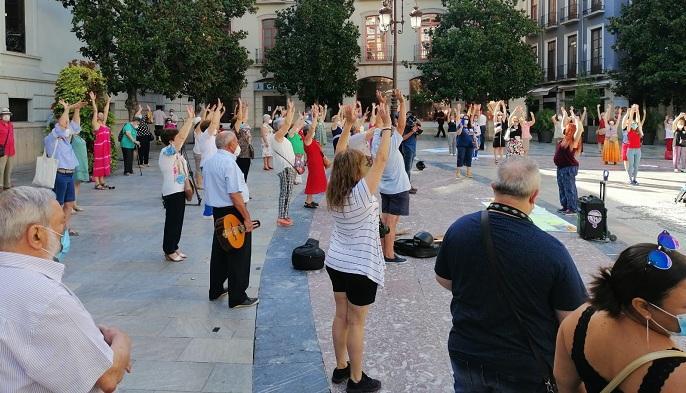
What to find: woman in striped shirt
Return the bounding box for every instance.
[324,100,392,393]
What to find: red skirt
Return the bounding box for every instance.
[304,140,327,195]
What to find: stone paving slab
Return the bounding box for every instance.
[9,143,281,393]
[307,137,682,392]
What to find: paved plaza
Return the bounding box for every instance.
[9,130,686,392]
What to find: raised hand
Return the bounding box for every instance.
[89,92,96,102]
[186,105,195,119]
[376,90,387,106]
[378,104,391,128]
[58,99,69,109]
[394,89,404,103]
[146,104,151,112]
[343,105,356,123]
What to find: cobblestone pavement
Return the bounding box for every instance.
[308,134,685,392]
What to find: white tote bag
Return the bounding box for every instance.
[32,137,60,189]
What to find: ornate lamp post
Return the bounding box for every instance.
[378,1,422,115]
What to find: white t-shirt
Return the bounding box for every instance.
[159,144,188,196]
[478,114,487,127]
[665,123,674,139]
[153,110,166,126]
[349,133,372,157]
[325,179,385,286]
[198,130,218,168]
[270,134,295,172]
[371,129,411,195]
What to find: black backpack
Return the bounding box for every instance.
[292,238,325,271]
[117,124,126,142]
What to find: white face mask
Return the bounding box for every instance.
[1,115,10,122]
[233,145,241,157]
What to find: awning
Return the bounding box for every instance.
[527,86,556,96]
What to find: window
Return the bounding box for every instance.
[531,45,539,64]
[547,0,557,25]
[567,0,578,19]
[261,19,277,61]
[531,0,538,20]
[567,34,577,78]
[419,14,439,60]
[8,98,29,122]
[590,27,602,74]
[365,16,388,61]
[546,40,556,81]
[5,0,26,53]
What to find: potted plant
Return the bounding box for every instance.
[533,108,555,143]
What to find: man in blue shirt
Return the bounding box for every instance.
[434,157,587,392]
[202,131,258,309]
[44,100,86,236]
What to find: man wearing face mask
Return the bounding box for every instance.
[0,186,132,392]
[202,131,258,309]
[0,107,15,191]
[434,157,587,392]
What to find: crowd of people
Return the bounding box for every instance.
[1,85,686,393]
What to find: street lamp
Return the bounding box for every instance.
[377,0,422,115]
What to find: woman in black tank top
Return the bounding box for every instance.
[554,235,686,392]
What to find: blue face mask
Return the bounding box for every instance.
[650,303,686,336]
[41,226,70,262]
[631,122,638,129]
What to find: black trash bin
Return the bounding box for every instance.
[577,195,607,240]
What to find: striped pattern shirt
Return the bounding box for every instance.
[0,252,113,393]
[325,180,385,286]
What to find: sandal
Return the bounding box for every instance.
[165,253,183,262]
[304,202,317,209]
[176,251,188,259]
[68,229,79,237]
[73,205,84,212]
[94,184,106,190]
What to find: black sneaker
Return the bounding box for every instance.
[384,255,407,264]
[230,297,259,309]
[346,372,381,393]
[332,362,350,384]
[556,208,566,213]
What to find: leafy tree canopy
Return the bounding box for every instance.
[263,0,360,105]
[59,0,254,116]
[609,0,686,107]
[417,0,541,103]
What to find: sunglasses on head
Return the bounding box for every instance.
[647,230,680,270]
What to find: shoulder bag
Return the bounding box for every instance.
[480,210,558,393]
[273,149,305,175]
[599,350,686,393]
[32,134,61,189]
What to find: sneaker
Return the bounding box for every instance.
[676,169,680,173]
[563,209,577,216]
[556,208,566,213]
[277,218,293,227]
[346,372,381,393]
[633,180,640,185]
[230,297,259,309]
[332,362,351,384]
[384,255,407,264]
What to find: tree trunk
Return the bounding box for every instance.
[125,88,139,121]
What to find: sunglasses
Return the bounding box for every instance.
[647,230,680,270]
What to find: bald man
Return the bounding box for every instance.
[202,131,258,309]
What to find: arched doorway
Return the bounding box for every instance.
[410,78,432,120]
[357,77,393,113]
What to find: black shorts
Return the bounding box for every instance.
[381,191,410,216]
[326,266,378,306]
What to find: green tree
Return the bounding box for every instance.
[263,0,360,105]
[568,81,601,122]
[417,0,541,103]
[609,0,686,107]
[51,61,117,172]
[58,0,254,117]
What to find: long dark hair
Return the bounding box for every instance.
[590,244,686,317]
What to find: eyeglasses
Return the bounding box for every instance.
[647,230,680,270]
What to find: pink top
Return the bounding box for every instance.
[0,121,15,156]
[521,122,532,140]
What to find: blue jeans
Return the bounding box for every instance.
[401,145,416,180]
[53,172,75,205]
[451,357,549,393]
[457,146,474,167]
[626,148,641,180]
[556,166,579,211]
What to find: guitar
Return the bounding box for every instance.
[215,213,261,250]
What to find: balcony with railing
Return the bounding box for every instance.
[581,57,605,76]
[254,48,270,65]
[413,43,430,62]
[542,12,558,29]
[364,44,392,63]
[583,0,604,16]
[560,4,579,24]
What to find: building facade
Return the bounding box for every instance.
[517,0,629,113]
[1,0,190,166]
[233,0,445,127]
